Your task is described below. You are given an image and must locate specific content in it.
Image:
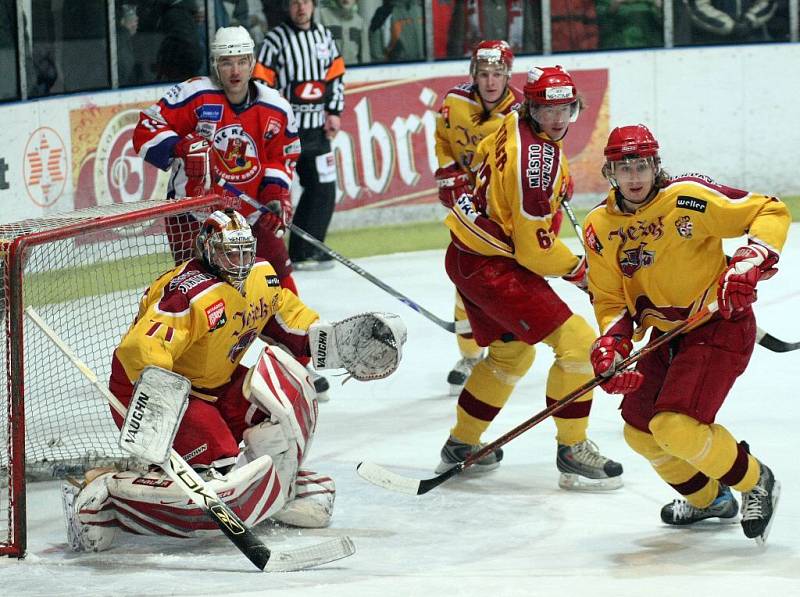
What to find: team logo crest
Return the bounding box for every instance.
[264,117,281,139]
[213,125,260,183]
[584,224,604,255]
[228,328,258,362]
[619,243,655,278]
[675,215,693,239]
[24,127,67,207]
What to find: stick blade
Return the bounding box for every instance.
[264,536,356,572]
[758,332,800,353]
[356,461,422,495]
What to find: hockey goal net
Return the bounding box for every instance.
[0,195,232,557]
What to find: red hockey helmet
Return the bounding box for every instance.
[604,125,659,161]
[470,40,514,78]
[523,66,576,105]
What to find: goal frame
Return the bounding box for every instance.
[1,195,227,558]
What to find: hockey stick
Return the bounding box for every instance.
[561,198,800,354]
[24,306,355,572]
[217,179,470,334]
[357,301,718,495]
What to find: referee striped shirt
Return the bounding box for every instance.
[255,21,345,131]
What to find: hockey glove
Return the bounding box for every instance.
[308,313,407,381]
[256,183,293,238]
[717,244,778,319]
[435,165,473,208]
[590,335,643,394]
[173,133,213,197]
[563,255,588,292]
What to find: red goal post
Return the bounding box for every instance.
[0,195,232,557]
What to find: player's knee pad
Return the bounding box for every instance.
[648,411,712,462]
[623,423,668,462]
[483,340,535,385]
[544,314,595,375]
[241,420,297,493]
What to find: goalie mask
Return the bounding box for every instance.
[196,208,256,291]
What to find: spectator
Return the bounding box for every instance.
[256,0,345,270]
[447,0,540,57]
[319,0,369,64]
[551,0,599,51]
[596,0,663,49]
[369,0,425,62]
[117,3,144,85]
[154,0,205,81]
[682,0,779,44]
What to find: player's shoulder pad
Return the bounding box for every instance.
[157,261,224,314]
[162,76,219,106]
[445,82,476,101]
[252,80,293,115]
[251,259,282,288]
[666,172,750,203]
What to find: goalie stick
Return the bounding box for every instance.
[218,179,470,335]
[24,306,355,572]
[560,198,800,354]
[357,302,718,495]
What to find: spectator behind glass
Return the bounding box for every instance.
[446,0,540,57]
[117,3,144,85]
[61,0,110,92]
[681,0,779,44]
[551,0,599,51]
[0,0,20,100]
[319,0,369,64]
[154,0,205,81]
[596,0,663,49]
[369,0,425,62]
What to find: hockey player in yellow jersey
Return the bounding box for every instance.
[434,40,523,395]
[585,124,789,544]
[61,208,406,552]
[436,66,623,491]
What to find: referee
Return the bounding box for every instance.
[255,0,345,270]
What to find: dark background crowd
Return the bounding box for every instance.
[0,0,794,102]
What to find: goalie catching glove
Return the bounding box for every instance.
[308,312,407,381]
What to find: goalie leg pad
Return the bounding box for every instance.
[75,455,286,539]
[309,312,407,381]
[271,470,336,528]
[62,471,118,552]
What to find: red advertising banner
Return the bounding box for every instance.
[334,69,609,211]
[67,69,608,218]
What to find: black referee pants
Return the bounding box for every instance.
[289,128,337,263]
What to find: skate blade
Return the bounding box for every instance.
[558,473,623,492]
[434,460,500,475]
[755,480,781,548]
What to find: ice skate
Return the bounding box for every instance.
[435,434,503,474]
[556,439,623,490]
[446,355,483,396]
[740,462,781,545]
[660,484,739,525]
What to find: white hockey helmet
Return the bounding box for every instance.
[196,208,256,291]
[210,26,255,79]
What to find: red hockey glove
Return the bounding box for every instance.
[717,244,778,319]
[435,165,472,208]
[256,183,292,237]
[173,133,213,197]
[563,255,587,292]
[590,335,644,394]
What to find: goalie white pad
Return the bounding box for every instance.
[308,312,407,381]
[70,454,285,545]
[118,365,190,464]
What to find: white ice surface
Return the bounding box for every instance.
[4,229,800,597]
